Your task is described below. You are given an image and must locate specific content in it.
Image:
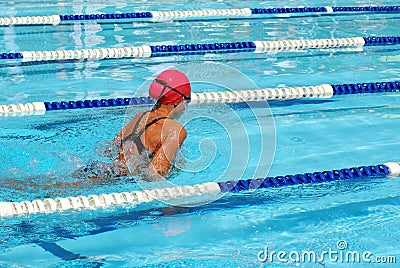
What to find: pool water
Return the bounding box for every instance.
[0,0,400,267]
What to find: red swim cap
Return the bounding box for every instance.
[149,70,191,105]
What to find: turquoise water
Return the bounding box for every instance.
[0,0,400,267]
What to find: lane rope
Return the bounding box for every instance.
[0,36,399,62]
[0,6,399,26]
[1,81,398,117]
[0,162,399,218]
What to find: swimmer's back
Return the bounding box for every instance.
[115,110,186,157]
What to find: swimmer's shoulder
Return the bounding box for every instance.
[129,110,149,125]
[163,118,185,129]
[136,110,148,119]
[163,119,187,140]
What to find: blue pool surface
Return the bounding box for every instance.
[0,0,399,267]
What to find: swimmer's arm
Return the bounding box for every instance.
[148,126,187,179]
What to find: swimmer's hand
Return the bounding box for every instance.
[112,133,122,146]
[143,165,166,181]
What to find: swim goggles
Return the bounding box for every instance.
[153,79,191,103]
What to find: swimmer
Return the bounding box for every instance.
[113,69,191,180]
[5,70,190,194]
